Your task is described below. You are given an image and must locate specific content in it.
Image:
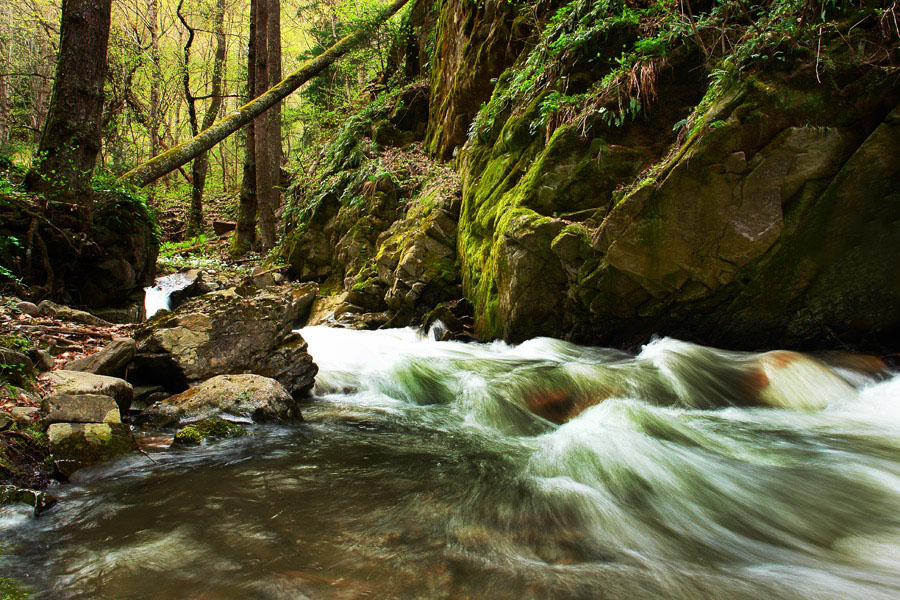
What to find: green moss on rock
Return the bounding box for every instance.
[47,422,136,477]
[174,418,247,445]
[0,577,32,600]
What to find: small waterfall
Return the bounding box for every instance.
[143,272,200,318]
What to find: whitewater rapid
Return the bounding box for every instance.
[2,326,899,599]
[301,326,900,599]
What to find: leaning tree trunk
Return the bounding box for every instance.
[25,0,113,227]
[119,0,410,188]
[231,0,259,256]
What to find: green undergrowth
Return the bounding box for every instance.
[157,233,255,278]
[0,577,32,600]
[0,335,30,354]
[160,234,215,258]
[470,0,898,144]
[284,80,431,226]
[0,422,51,490]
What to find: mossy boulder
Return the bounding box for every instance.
[130,283,318,397]
[456,64,900,349]
[138,374,301,427]
[576,81,900,348]
[425,0,529,159]
[0,192,158,308]
[0,348,34,387]
[375,185,462,319]
[47,422,136,476]
[173,417,247,445]
[0,484,57,516]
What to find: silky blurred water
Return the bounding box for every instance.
[2,326,899,599]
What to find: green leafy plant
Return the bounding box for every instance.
[91,172,160,241]
[0,335,31,353]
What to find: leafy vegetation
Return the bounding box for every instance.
[0,334,31,354]
[291,0,413,148]
[284,80,431,224]
[0,421,51,490]
[471,0,899,141]
[91,172,160,241]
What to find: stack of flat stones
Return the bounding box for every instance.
[40,338,138,476]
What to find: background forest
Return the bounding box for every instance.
[0,0,405,236]
[0,0,897,348]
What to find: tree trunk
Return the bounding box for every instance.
[119,0,410,188]
[180,0,227,237]
[254,0,275,251]
[231,0,258,256]
[190,0,227,235]
[146,0,161,202]
[0,5,10,147]
[267,0,282,217]
[25,0,113,227]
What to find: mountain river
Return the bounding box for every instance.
[2,326,900,599]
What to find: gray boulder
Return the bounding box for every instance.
[9,406,40,423]
[250,265,277,288]
[41,370,133,413]
[131,283,318,397]
[15,301,39,316]
[138,374,301,427]
[167,269,214,309]
[28,347,54,372]
[65,337,136,378]
[37,300,112,327]
[90,302,146,324]
[41,393,121,424]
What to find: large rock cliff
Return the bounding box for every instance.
[280,0,900,349]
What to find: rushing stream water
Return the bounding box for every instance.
[3,326,900,599]
[143,272,201,319]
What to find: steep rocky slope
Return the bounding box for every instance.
[280,0,900,349]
